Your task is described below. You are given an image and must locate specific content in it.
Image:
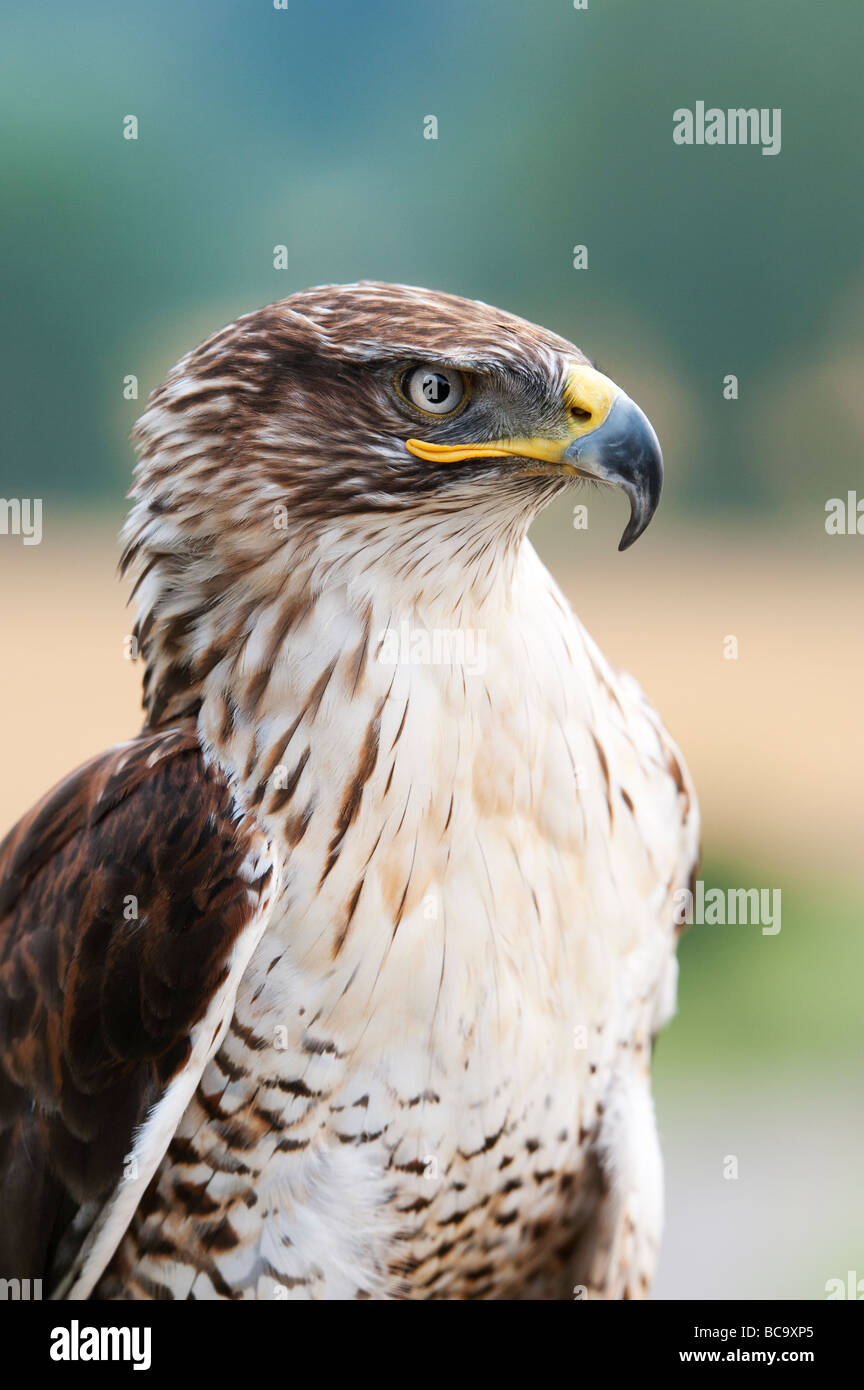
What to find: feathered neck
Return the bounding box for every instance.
[121,477,564,731]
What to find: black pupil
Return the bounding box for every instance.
[422,372,451,404]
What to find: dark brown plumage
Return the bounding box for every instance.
[0,725,270,1285]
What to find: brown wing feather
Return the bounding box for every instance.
[0,723,272,1285]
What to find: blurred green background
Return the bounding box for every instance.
[0,0,861,1298]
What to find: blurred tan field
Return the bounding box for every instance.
[1,510,859,877]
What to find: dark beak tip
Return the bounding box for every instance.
[617,512,646,551]
[617,462,663,550]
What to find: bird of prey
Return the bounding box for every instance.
[0,282,698,1300]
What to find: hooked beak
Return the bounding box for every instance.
[561,384,663,550]
[405,363,663,551]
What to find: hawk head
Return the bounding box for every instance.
[122,282,662,724]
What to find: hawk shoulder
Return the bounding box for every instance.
[0,722,275,1293]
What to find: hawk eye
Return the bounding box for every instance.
[398,365,467,416]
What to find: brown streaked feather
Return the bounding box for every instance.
[0,725,273,1287]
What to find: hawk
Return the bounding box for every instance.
[0,282,698,1300]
